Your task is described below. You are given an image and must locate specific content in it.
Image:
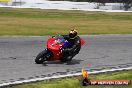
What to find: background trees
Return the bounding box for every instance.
[50,0,132,10]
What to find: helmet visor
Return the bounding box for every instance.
[69,33,76,38]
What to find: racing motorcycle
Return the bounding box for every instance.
[35,35,85,64]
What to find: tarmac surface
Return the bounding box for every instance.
[0,35,132,84]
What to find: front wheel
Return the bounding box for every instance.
[35,49,50,64]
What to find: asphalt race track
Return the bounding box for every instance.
[0,35,132,84]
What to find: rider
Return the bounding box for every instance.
[60,29,81,61]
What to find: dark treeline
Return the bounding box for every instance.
[50,0,132,3]
[49,0,132,10]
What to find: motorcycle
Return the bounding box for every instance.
[35,35,85,64]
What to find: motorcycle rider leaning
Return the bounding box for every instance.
[60,29,81,62]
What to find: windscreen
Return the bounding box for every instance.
[54,36,65,44]
[54,36,70,47]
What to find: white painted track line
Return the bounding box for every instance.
[0,67,132,87]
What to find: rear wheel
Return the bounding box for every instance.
[35,50,49,64]
[60,58,67,62]
[60,56,73,63]
[60,56,73,62]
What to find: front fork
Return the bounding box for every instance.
[45,48,52,60]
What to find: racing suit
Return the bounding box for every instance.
[61,35,81,61]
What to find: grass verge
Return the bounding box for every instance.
[0,8,132,35]
[8,70,132,88]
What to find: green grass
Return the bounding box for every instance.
[0,8,132,35]
[8,70,132,88]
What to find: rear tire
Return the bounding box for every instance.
[35,50,48,64]
[60,56,73,63]
[60,58,67,63]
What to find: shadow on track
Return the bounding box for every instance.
[42,59,84,66]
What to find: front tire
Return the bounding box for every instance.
[35,50,49,64]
